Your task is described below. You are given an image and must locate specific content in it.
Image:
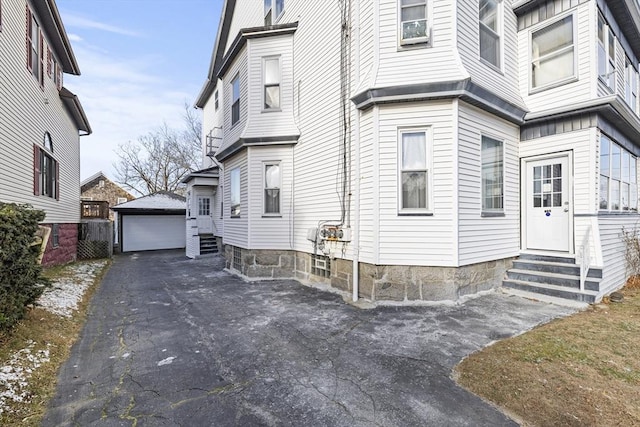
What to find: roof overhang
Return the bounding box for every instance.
[32,0,80,75]
[216,135,299,162]
[112,208,185,215]
[181,166,220,184]
[352,79,528,125]
[60,87,92,134]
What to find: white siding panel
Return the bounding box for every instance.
[247,145,294,249]
[224,0,263,54]
[219,50,248,154]
[458,103,520,265]
[374,0,468,88]
[357,108,375,264]
[0,0,82,224]
[598,215,638,295]
[223,151,248,248]
[376,101,457,266]
[456,1,525,108]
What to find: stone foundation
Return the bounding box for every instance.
[224,246,513,303]
[41,223,78,267]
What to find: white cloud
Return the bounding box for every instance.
[62,13,141,37]
[67,33,83,42]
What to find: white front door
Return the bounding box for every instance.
[196,196,213,234]
[524,155,572,252]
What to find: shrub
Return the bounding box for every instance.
[621,224,640,277]
[0,203,50,332]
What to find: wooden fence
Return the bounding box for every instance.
[77,220,113,259]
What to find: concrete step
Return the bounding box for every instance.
[502,279,598,304]
[506,269,600,292]
[512,259,603,279]
[518,253,576,264]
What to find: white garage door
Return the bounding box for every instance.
[122,215,186,252]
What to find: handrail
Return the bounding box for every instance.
[579,225,592,292]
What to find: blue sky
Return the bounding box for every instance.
[55,0,223,181]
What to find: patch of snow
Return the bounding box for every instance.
[37,260,108,317]
[157,357,176,366]
[0,341,50,415]
[121,353,130,359]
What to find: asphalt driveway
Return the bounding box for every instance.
[43,250,575,426]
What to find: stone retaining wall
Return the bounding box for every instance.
[224,246,513,302]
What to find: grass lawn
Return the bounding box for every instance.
[0,260,109,426]
[456,280,640,426]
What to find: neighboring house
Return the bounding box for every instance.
[112,192,187,253]
[0,0,91,266]
[80,171,135,220]
[191,0,640,304]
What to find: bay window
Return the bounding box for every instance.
[600,135,638,211]
[263,57,280,110]
[531,15,574,90]
[264,163,281,215]
[399,129,430,212]
[231,74,240,125]
[399,0,428,46]
[481,136,504,212]
[230,168,241,217]
[479,0,501,68]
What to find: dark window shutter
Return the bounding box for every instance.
[55,160,59,200]
[47,48,51,76]
[39,33,44,87]
[33,145,40,195]
[26,8,32,71]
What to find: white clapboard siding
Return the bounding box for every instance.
[375,100,457,266]
[456,1,525,109]
[374,0,468,88]
[519,128,596,214]
[356,0,375,89]
[201,77,223,168]
[246,145,294,249]
[0,0,81,224]
[212,180,224,238]
[598,215,640,295]
[457,102,521,265]
[518,3,592,113]
[223,0,263,54]
[242,35,299,139]
[356,108,376,264]
[220,50,249,153]
[223,151,249,248]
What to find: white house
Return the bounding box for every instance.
[0,0,91,266]
[190,0,640,304]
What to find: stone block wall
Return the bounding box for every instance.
[223,246,513,303]
[41,223,77,267]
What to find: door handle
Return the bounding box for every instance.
[564,207,569,212]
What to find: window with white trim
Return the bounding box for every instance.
[231,74,240,125]
[481,136,504,212]
[27,10,43,86]
[399,128,430,212]
[625,56,638,113]
[531,15,575,90]
[263,57,280,110]
[600,135,638,211]
[479,0,501,68]
[198,196,211,216]
[264,163,281,215]
[230,168,241,217]
[399,0,428,46]
[598,13,616,90]
[264,0,284,26]
[214,90,219,110]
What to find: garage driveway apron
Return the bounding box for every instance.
[43,250,575,426]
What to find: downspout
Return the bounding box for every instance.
[352,0,360,302]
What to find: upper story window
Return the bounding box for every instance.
[0,0,3,32]
[27,10,44,87]
[531,14,575,91]
[481,135,504,213]
[264,163,281,215]
[625,57,639,113]
[598,13,616,91]
[34,136,58,200]
[399,128,431,213]
[479,0,501,69]
[263,57,281,110]
[264,0,284,26]
[600,135,638,211]
[231,74,240,125]
[214,90,219,110]
[230,168,241,217]
[399,0,428,46]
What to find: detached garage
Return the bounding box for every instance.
[112,192,186,252]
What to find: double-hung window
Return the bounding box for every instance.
[27,10,43,86]
[598,13,616,90]
[230,168,241,217]
[231,75,240,125]
[481,136,504,213]
[399,0,428,46]
[214,90,219,110]
[625,57,638,113]
[264,0,284,25]
[264,163,281,215]
[600,135,638,211]
[531,15,575,91]
[479,0,501,68]
[399,129,430,212]
[34,134,58,200]
[263,57,280,110]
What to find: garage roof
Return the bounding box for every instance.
[112,191,186,214]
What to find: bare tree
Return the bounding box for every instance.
[114,105,202,196]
